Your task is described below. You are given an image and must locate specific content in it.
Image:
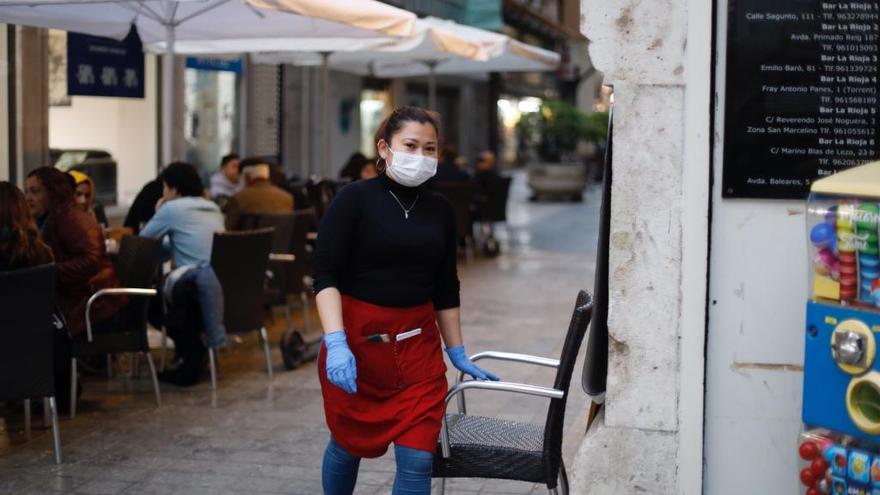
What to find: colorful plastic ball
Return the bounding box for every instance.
[801,467,817,486]
[800,441,819,460]
[814,250,836,277]
[811,223,835,247]
[806,487,820,495]
[811,457,829,477]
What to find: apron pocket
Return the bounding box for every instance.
[351,338,401,390]
[395,323,446,387]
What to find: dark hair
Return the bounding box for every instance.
[27,166,75,213]
[238,156,269,172]
[160,162,204,197]
[220,153,240,168]
[375,106,441,173]
[0,181,53,268]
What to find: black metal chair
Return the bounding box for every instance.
[473,176,513,256]
[431,181,476,259]
[237,212,298,330]
[0,264,62,463]
[209,228,274,388]
[72,235,163,418]
[433,290,594,495]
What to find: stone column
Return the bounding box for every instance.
[569,1,711,493]
[17,26,49,176]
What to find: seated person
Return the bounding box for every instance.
[223,156,294,230]
[338,152,368,182]
[69,170,109,228]
[209,153,242,201]
[25,167,124,338]
[359,160,379,181]
[434,144,470,182]
[123,174,164,235]
[140,162,226,386]
[25,167,125,410]
[0,181,53,270]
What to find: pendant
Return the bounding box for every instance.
[405,212,409,220]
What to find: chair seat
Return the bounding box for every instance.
[432,413,548,483]
[72,330,146,357]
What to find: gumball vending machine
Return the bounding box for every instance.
[801,162,880,495]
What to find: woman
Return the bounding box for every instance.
[313,106,499,495]
[0,181,53,270]
[25,167,124,339]
[69,170,109,227]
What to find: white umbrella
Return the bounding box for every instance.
[161,16,487,175]
[0,0,417,165]
[252,16,559,111]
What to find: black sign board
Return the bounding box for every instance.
[723,1,880,199]
[67,26,144,99]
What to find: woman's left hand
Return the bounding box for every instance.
[445,345,500,381]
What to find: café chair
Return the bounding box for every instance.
[432,290,594,495]
[237,212,297,330]
[209,228,274,389]
[0,264,62,463]
[473,176,513,256]
[431,181,477,260]
[72,236,163,418]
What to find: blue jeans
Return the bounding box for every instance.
[322,437,433,495]
[165,263,226,348]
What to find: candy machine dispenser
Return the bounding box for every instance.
[801,162,880,494]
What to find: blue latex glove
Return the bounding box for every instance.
[446,345,500,381]
[324,331,357,393]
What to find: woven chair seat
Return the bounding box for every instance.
[432,413,549,483]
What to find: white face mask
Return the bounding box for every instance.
[385,150,438,187]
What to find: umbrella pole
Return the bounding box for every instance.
[321,51,331,178]
[162,24,175,167]
[427,61,437,111]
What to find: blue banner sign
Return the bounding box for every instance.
[185,57,243,74]
[67,26,144,98]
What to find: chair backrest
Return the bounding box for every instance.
[543,290,593,484]
[477,176,512,223]
[210,228,274,334]
[582,106,613,400]
[432,182,475,239]
[115,235,163,336]
[115,235,163,288]
[0,264,56,401]
[238,213,296,254]
[284,208,317,294]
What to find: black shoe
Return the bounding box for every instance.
[157,352,206,387]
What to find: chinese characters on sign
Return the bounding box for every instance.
[67,27,144,99]
[723,1,880,199]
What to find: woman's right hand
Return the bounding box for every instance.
[324,330,357,394]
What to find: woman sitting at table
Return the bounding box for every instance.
[0,181,53,270]
[25,167,125,338]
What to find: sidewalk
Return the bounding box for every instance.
[0,171,600,495]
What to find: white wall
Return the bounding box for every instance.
[48,54,157,206]
[703,4,806,494]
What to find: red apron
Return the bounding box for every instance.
[318,295,448,458]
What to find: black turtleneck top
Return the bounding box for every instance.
[312,174,460,310]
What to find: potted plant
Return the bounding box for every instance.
[516,100,608,201]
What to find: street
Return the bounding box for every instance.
[0,171,600,495]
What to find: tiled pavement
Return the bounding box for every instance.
[0,172,600,494]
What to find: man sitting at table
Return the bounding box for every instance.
[223,156,294,230]
[140,162,226,386]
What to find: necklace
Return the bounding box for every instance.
[388,190,420,220]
